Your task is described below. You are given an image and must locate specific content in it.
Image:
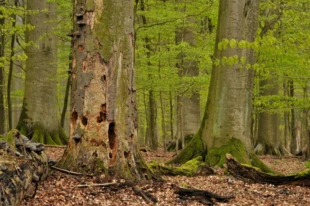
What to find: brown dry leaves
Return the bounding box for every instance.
[20,147,310,206]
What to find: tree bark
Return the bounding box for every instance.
[58,0,156,180]
[0,0,6,134]
[0,130,49,205]
[201,0,259,152]
[17,0,67,145]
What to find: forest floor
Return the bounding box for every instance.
[20,147,310,206]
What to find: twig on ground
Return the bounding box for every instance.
[50,166,94,177]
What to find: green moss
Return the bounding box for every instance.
[166,132,205,164]
[31,127,41,142]
[51,133,63,145]
[292,169,310,178]
[149,156,205,176]
[45,134,57,145]
[206,138,250,167]
[249,152,276,174]
[95,158,107,174]
[0,129,18,147]
[59,128,68,145]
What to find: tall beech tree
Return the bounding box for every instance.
[58,0,154,179]
[17,0,67,144]
[169,0,261,166]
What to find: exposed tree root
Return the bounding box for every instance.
[226,154,310,187]
[148,156,214,176]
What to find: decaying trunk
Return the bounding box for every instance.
[226,154,310,187]
[0,130,49,205]
[58,0,156,180]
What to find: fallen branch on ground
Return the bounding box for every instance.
[50,166,94,177]
[174,185,234,205]
[226,153,310,187]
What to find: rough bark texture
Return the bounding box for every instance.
[17,0,67,145]
[226,154,310,187]
[58,0,155,180]
[0,130,49,205]
[201,0,259,151]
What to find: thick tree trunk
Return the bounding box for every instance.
[17,0,67,145]
[201,0,259,152]
[58,0,155,180]
[168,0,260,165]
[0,130,49,205]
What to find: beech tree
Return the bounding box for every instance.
[169,0,262,166]
[16,0,67,144]
[58,0,154,179]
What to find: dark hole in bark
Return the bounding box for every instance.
[78,45,84,52]
[109,152,112,158]
[108,122,116,149]
[97,104,107,123]
[81,116,88,126]
[124,151,130,158]
[71,111,78,127]
[93,151,98,157]
[103,75,106,81]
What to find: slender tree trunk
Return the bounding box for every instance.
[0,0,5,134]
[147,90,158,150]
[7,0,18,130]
[58,0,155,179]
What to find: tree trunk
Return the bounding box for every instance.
[7,0,18,131]
[202,0,259,152]
[17,0,67,145]
[0,0,6,134]
[58,0,155,180]
[255,77,287,155]
[169,0,260,165]
[175,8,200,149]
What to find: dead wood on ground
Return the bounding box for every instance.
[226,153,310,187]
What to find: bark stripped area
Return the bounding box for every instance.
[59,0,153,180]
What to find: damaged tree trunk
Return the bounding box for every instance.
[226,154,310,187]
[0,130,49,205]
[58,0,156,180]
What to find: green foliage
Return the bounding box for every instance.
[135,0,218,143]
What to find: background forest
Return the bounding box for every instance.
[0,0,310,158]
